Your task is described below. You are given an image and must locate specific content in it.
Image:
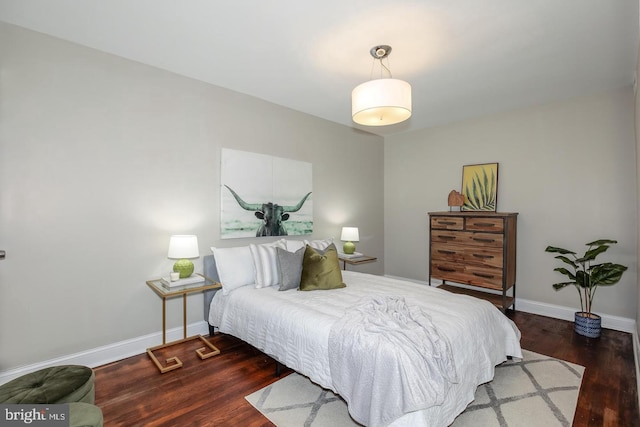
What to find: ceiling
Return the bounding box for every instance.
[1,0,638,136]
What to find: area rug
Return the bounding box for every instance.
[245,350,584,427]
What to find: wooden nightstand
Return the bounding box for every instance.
[146,274,222,373]
[338,254,377,270]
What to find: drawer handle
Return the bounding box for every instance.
[475,222,496,227]
[472,254,494,259]
[437,266,456,272]
[438,250,456,255]
[438,221,457,225]
[472,237,495,243]
[437,235,456,240]
[473,272,495,279]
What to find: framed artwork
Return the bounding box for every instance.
[221,148,313,239]
[461,163,498,211]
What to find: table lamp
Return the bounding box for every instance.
[168,235,199,278]
[340,227,359,255]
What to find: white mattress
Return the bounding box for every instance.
[209,271,522,427]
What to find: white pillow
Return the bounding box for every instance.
[210,246,255,295]
[285,239,306,252]
[250,239,287,288]
[304,237,334,250]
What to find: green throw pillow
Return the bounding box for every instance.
[299,244,346,291]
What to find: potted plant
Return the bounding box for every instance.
[545,239,627,338]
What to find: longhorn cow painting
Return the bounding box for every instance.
[221,148,313,239]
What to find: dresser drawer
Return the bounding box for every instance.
[430,260,503,290]
[467,248,503,269]
[431,243,503,269]
[431,243,465,262]
[430,260,466,281]
[465,265,503,289]
[430,216,464,230]
[431,230,503,248]
[465,217,504,232]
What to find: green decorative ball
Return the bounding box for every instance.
[343,241,356,254]
[173,259,194,278]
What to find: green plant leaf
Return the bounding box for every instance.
[590,263,628,285]
[545,246,576,255]
[546,239,626,316]
[577,245,610,263]
[553,255,578,269]
[586,239,617,246]
[552,267,576,280]
[552,282,576,290]
[575,270,589,288]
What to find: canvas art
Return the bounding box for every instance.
[221,148,313,239]
[461,163,498,211]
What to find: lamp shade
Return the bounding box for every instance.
[167,235,199,259]
[340,227,360,242]
[352,78,412,126]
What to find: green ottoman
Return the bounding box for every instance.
[69,402,103,427]
[0,365,95,404]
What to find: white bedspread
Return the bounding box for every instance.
[329,296,459,427]
[210,271,522,427]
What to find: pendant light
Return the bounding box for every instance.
[352,45,412,126]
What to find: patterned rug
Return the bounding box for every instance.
[245,350,584,427]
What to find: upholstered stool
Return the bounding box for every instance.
[0,365,95,404]
[69,402,103,427]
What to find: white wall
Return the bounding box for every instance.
[0,23,384,371]
[384,87,638,320]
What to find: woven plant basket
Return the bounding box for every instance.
[574,312,601,338]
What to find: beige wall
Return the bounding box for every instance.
[0,23,384,371]
[2,20,637,375]
[384,87,638,320]
[636,16,640,339]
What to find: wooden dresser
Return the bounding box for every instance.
[428,211,518,311]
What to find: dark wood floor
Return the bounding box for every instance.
[510,311,639,427]
[94,311,639,426]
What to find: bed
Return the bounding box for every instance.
[202,240,522,427]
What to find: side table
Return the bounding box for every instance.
[146,274,222,373]
[338,254,377,270]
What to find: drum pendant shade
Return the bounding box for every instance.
[352,78,412,126]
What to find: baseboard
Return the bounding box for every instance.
[515,298,636,333]
[0,321,210,385]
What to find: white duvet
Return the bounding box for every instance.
[209,271,522,427]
